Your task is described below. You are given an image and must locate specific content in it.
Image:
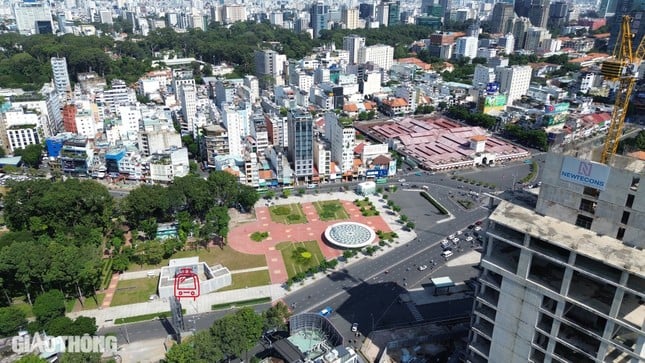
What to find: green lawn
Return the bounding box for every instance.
[269,204,308,224]
[219,270,271,291]
[353,199,379,217]
[110,278,159,307]
[128,246,267,272]
[76,293,105,310]
[276,241,325,279]
[313,200,349,221]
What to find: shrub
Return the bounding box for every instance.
[420,191,448,215]
[273,206,290,216]
[250,231,269,242]
[287,214,301,222]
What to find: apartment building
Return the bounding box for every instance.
[287,109,314,181]
[468,153,645,362]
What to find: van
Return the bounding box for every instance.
[441,250,454,258]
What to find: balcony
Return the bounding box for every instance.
[557,324,600,360]
[477,286,500,307]
[469,334,491,359]
[484,238,521,274]
[474,301,497,322]
[488,223,525,244]
[527,254,565,293]
[529,236,570,263]
[567,271,615,316]
[562,302,607,336]
[472,318,494,339]
[479,270,502,289]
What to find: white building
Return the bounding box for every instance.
[343,34,365,65]
[473,64,496,89]
[243,75,260,103]
[179,84,197,135]
[455,36,479,60]
[358,44,394,71]
[13,0,52,35]
[2,108,42,152]
[495,65,532,104]
[74,106,97,139]
[221,5,246,24]
[341,7,360,30]
[324,113,355,174]
[149,147,189,183]
[499,33,515,55]
[222,104,247,157]
[118,105,142,140]
[97,79,137,114]
[50,57,71,99]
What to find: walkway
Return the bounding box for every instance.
[227,192,393,285]
[101,273,121,308]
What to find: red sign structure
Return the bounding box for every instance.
[174,267,200,300]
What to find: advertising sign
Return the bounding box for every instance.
[560,156,610,191]
[482,94,507,114]
[544,102,570,115]
[485,82,500,94]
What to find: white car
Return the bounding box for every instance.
[307,184,316,189]
[466,236,474,242]
[398,178,406,182]
[351,323,358,332]
[448,234,456,239]
[474,226,482,232]
[418,265,428,271]
[441,250,454,258]
[456,230,463,235]
[452,238,460,244]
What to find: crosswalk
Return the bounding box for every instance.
[405,302,423,322]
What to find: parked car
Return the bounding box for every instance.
[441,240,451,249]
[319,307,333,317]
[441,250,454,258]
[418,265,428,271]
[351,323,358,332]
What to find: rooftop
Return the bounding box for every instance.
[490,200,645,277]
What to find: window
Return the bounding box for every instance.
[583,187,600,198]
[626,194,635,208]
[575,214,593,229]
[617,227,625,240]
[621,211,630,224]
[579,199,596,214]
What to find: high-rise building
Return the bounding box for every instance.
[343,34,366,65]
[491,3,514,34]
[341,6,360,29]
[50,57,71,99]
[324,112,355,174]
[495,65,532,105]
[359,3,375,19]
[13,0,53,35]
[287,109,314,181]
[310,1,330,38]
[599,0,618,17]
[358,44,394,70]
[254,49,287,89]
[222,104,245,157]
[547,1,569,30]
[221,5,246,24]
[376,1,390,26]
[455,36,479,60]
[609,0,645,53]
[467,153,645,363]
[528,0,550,28]
[387,1,401,26]
[511,17,532,49]
[179,84,197,135]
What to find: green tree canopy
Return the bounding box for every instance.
[32,289,65,325]
[0,306,27,337]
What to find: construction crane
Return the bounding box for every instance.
[599,15,645,164]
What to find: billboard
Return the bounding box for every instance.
[560,156,610,191]
[485,82,499,95]
[482,94,507,114]
[544,102,570,115]
[366,168,388,178]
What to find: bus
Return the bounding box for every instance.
[376,178,388,184]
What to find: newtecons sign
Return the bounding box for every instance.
[560,156,611,191]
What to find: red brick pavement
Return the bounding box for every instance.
[227,199,392,284]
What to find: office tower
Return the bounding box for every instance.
[455,36,479,60]
[287,109,314,181]
[609,0,645,53]
[387,1,400,26]
[473,64,496,89]
[523,27,550,51]
[491,3,514,34]
[467,153,645,362]
[343,34,366,65]
[494,65,532,104]
[511,16,531,49]
[599,0,618,17]
[547,1,569,30]
[310,1,330,38]
[341,6,360,29]
[13,0,53,35]
[269,12,283,27]
[527,0,550,28]
[221,5,246,24]
[376,1,389,26]
[359,3,375,19]
[254,49,287,89]
[358,44,394,70]
[50,57,71,99]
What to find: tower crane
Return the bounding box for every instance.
[599,15,645,164]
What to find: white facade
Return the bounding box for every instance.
[138,128,182,156]
[455,36,479,60]
[313,140,331,178]
[97,80,137,114]
[50,57,71,98]
[3,108,42,152]
[499,33,515,55]
[13,0,52,35]
[324,113,355,174]
[341,7,359,30]
[118,105,142,140]
[221,5,246,23]
[149,147,190,183]
[222,105,246,157]
[343,35,366,65]
[495,65,532,104]
[74,108,97,139]
[473,64,496,89]
[358,44,394,71]
[243,75,259,103]
[179,84,197,135]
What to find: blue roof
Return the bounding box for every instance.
[430,276,454,288]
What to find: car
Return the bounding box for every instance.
[351,323,358,332]
[411,184,419,188]
[418,265,428,271]
[467,224,475,229]
[456,230,463,235]
[474,226,482,232]
[475,220,483,226]
[441,250,454,258]
[448,234,456,239]
[441,240,451,249]
[415,172,422,176]
[401,183,410,186]
[452,237,460,244]
[398,178,406,182]
[466,236,474,242]
[307,184,316,189]
[319,307,333,317]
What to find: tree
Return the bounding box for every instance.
[44,316,74,336]
[0,306,27,337]
[165,339,197,363]
[33,290,65,325]
[58,352,102,363]
[400,215,409,222]
[69,316,97,336]
[297,188,305,196]
[111,254,130,272]
[140,217,158,240]
[282,189,291,198]
[263,301,291,330]
[16,355,47,363]
[13,144,43,168]
[236,185,259,212]
[405,221,415,230]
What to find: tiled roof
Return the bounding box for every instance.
[344,103,359,112]
[372,154,391,165]
[354,142,365,154]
